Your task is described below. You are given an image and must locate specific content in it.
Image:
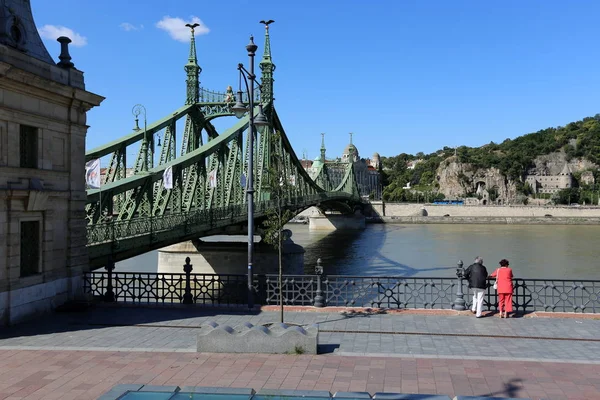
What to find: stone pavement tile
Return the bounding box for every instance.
[1,350,599,399]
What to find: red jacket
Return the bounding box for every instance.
[490,267,513,294]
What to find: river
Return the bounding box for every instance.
[116,223,600,280]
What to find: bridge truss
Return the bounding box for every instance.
[84,26,361,268]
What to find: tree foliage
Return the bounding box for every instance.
[261,131,295,323]
[381,115,600,200]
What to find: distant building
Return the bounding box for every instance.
[99,167,136,182]
[525,163,573,194]
[407,159,424,170]
[301,133,382,200]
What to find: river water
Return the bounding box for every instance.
[116,223,600,280]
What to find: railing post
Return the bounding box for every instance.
[103,257,116,302]
[453,260,466,310]
[314,258,326,308]
[182,257,194,304]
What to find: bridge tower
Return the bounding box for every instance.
[184,23,202,105]
[0,0,103,325]
[259,21,275,104]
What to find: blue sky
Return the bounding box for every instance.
[32,0,600,161]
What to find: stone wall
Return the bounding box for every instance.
[380,203,600,218]
[380,216,600,225]
[0,1,103,324]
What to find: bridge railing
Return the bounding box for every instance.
[86,192,353,246]
[83,270,600,313]
[199,87,260,103]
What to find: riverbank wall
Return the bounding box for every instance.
[376,216,600,225]
[366,202,600,225]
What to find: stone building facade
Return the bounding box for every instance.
[525,163,573,194]
[304,133,382,200]
[0,0,103,325]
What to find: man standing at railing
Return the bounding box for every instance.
[463,256,488,318]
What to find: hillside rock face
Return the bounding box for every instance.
[435,152,598,201]
[529,152,597,175]
[436,157,517,201]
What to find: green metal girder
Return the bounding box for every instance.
[86,102,362,264]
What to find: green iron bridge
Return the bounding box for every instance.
[85,26,362,268]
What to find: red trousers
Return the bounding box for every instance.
[498,293,513,313]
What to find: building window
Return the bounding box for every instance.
[20,125,38,168]
[20,221,40,277]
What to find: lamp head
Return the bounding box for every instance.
[253,104,269,133]
[231,91,247,119]
[246,35,258,55]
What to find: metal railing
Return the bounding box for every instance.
[86,193,356,246]
[199,87,260,103]
[83,262,600,313]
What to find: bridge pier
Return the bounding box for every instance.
[308,210,366,231]
[158,234,305,275]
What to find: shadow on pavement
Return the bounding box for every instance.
[317,344,340,354]
[0,304,262,339]
[482,377,524,398]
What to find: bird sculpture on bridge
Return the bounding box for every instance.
[259,20,275,28]
[185,23,200,33]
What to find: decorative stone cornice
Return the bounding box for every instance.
[0,60,104,108]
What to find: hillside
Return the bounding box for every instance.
[381,114,600,203]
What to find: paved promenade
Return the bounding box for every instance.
[0,306,599,399]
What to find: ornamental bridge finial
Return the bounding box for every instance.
[184,22,201,104]
[259,19,275,103]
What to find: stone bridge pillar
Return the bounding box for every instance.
[308,209,366,231]
[158,234,305,275]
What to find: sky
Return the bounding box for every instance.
[31,0,600,161]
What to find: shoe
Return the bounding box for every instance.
[475,315,482,318]
[471,310,476,314]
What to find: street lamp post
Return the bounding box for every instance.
[132,104,161,172]
[231,34,270,309]
[132,104,150,171]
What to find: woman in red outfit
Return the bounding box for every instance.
[490,259,514,318]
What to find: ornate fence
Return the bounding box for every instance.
[83,260,600,313]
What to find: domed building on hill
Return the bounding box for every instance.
[303,133,382,200]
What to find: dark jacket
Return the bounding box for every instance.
[463,263,488,289]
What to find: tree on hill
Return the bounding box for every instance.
[381,114,600,200]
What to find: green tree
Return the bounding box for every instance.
[380,114,600,200]
[552,187,580,205]
[261,131,295,323]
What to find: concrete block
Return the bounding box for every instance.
[97,384,145,400]
[138,385,180,392]
[255,389,331,398]
[373,394,451,400]
[454,397,531,400]
[180,386,255,396]
[333,392,373,398]
[197,321,318,354]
